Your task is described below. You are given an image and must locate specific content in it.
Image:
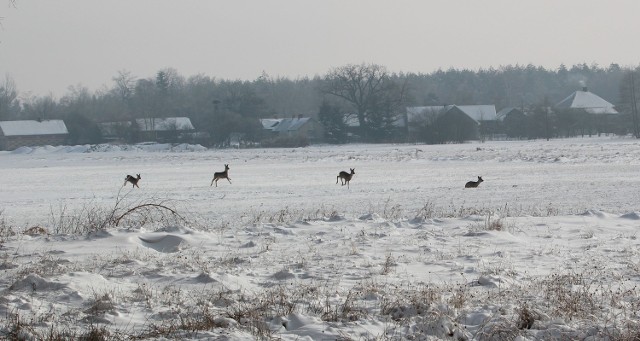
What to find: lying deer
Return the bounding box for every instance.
[336,168,355,188]
[124,174,141,188]
[465,176,484,188]
[211,164,231,187]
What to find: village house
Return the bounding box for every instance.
[555,87,618,114]
[260,116,324,144]
[402,105,497,143]
[100,117,196,143]
[0,119,69,151]
[496,107,528,139]
[135,117,196,142]
[554,87,619,135]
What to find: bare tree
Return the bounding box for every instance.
[112,70,136,103]
[0,74,18,120]
[323,63,405,141]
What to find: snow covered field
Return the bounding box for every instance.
[1,138,640,340]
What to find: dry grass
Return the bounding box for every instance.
[2,201,639,340]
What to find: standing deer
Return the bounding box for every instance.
[211,164,231,187]
[124,174,141,188]
[464,176,484,188]
[336,168,355,188]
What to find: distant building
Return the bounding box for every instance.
[496,107,525,121]
[100,117,196,143]
[0,120,69,150]
[260,116,324,144]
[135,117,196,142]
[496,107,529,139]
[403,105,497,142]
[555,87,618,114]
[555,87,619,136]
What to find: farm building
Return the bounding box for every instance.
[0,120,69,150]
[260,116,324,144]
[554,87,619,135]
[555,87,618,114]
[100,117,196,143]
[496,107,529,138]
[403,105,497,143]
[135,117,195,142]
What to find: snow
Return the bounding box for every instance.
[1,137,640,340]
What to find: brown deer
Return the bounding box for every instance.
[336,168,355,188]
[464,176,484,188]
[211,164,231,187]
[124,174,141,188]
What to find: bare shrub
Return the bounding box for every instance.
[541,272,598,319]
[382,198,403,221]
[516,304,536,330]
[321,287,366,322]
[381,284,440,321]
[474,316,521,341]
[0,209,16,243]
[448,283,468,310]
[48,190,189,235]
[249,206,303,225]
[140,305,226,339]
[414,202,435,221]
[49,201,111,235]
[380,253,396,275]
[23,225,48,236]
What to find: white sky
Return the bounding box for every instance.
[1,0,639,97]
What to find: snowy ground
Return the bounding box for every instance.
[1,138,639,340]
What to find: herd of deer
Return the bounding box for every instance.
[124,166,484,189]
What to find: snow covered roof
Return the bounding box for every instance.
[135,117,195,131]
[0,120,68,136]
[260,117,312,132]
[406,105,497,123]
[496,107,524,121]
[555,88,618,114]
[260,118,281,130]
[455,105,498,122]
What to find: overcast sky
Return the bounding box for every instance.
[1,0,639,98]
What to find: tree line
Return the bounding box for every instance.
[1,63,639,146]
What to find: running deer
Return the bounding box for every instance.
[211,164,231,187]
[465,176,484,188]
[336,168,355,188]
[124,174,141,188]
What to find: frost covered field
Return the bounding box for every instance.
[1,138,640,340]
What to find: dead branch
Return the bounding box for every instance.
[114,203,185,227]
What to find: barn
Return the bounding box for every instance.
[0,120,69,150]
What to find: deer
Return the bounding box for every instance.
[465,176,484,188]
[124,174,141,188]
[211,164,231,187]
[336,168,355,188]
